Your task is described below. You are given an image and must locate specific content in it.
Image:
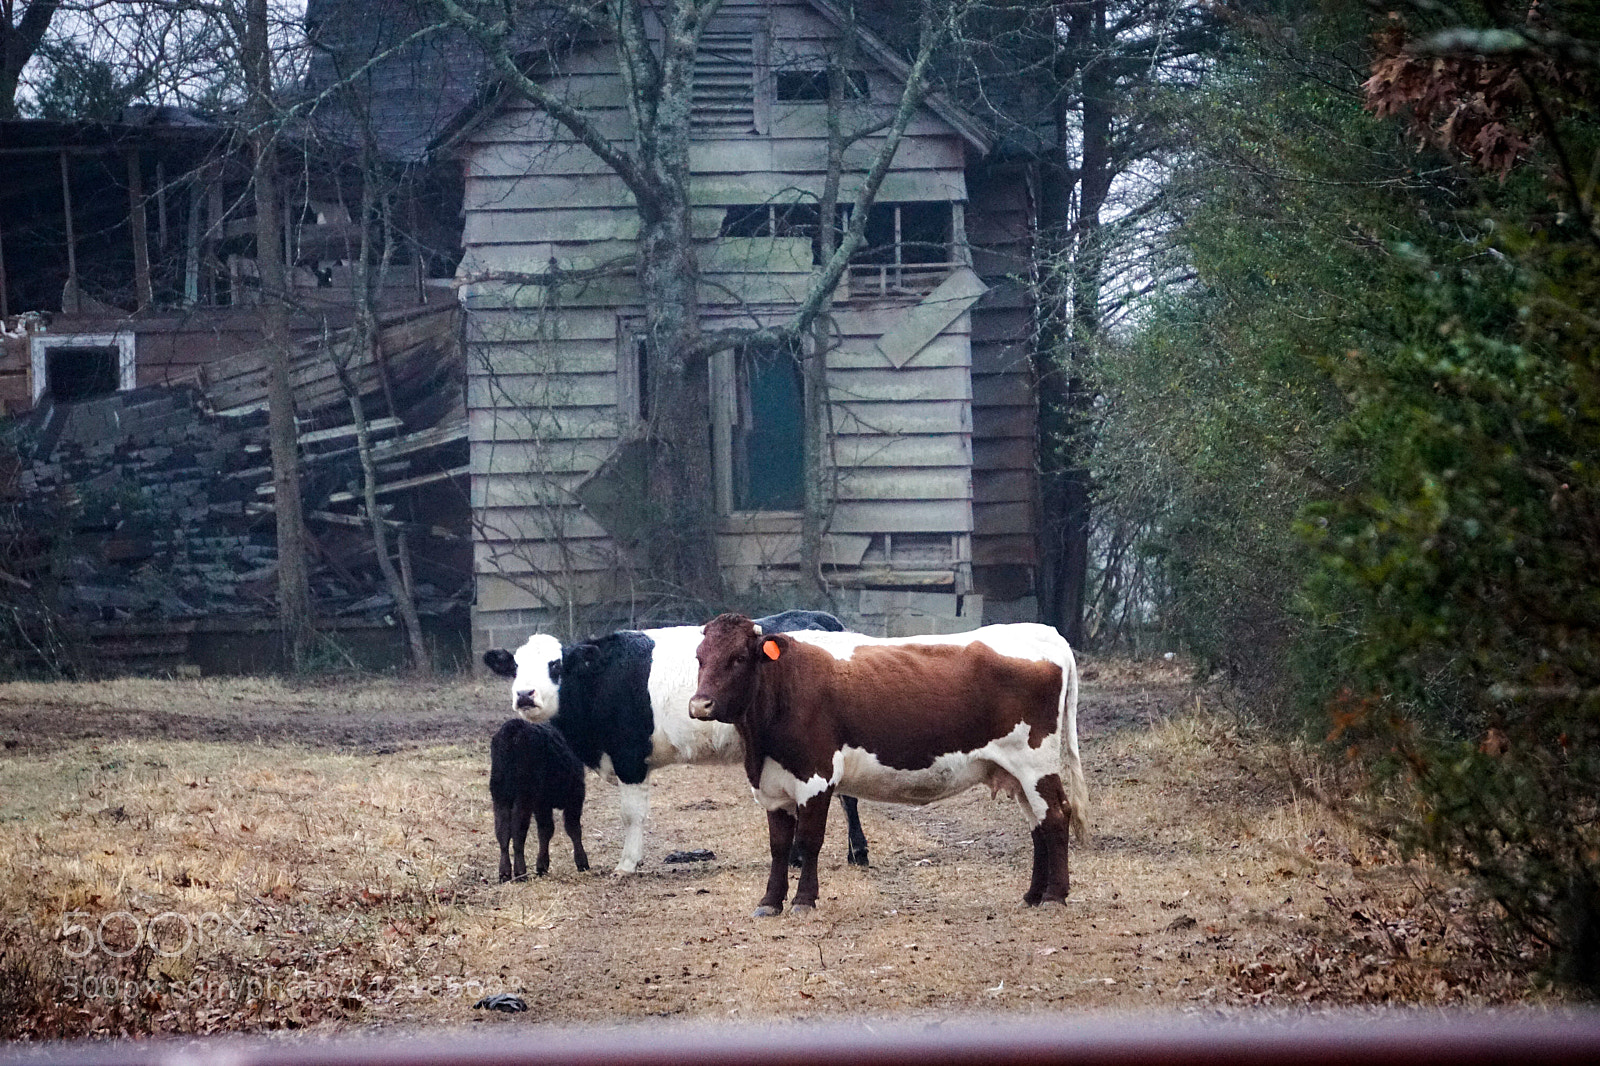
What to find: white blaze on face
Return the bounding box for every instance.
[510,633,563,721]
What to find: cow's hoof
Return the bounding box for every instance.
[789,903,815,915]
[612,860,638,875]
[753,904,783,918]
[848,849,869,867]
[575,860,590,872]
[1021,893,1042,908]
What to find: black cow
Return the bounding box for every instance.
[490,718,589,881]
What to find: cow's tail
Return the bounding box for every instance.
[1059,643,1089,842]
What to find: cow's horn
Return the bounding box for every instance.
[751,622,764,636]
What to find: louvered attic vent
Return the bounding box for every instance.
[693,30,756,132]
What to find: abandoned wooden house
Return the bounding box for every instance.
[441,0,1040,652]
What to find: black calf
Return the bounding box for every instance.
[490,718,589,881]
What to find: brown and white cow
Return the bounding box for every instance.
[690,614,1087,916]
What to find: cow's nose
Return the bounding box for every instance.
[688,697,714,720]
[515,691,536,709]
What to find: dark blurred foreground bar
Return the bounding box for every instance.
[5,1013,1600,1066]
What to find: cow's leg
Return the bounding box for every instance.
[614,782,649,874]
[494,801,515,883]
[1035,773,1073,905]
[839,794,869,867]
[563,806,589,872]
[757,809,797,917]
[790,791,832,912]
[509,800,534,882]
[788,794,867,868]
[533,806,556,877]
[1024,826,1048,907]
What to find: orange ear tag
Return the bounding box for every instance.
[762,640,781,661]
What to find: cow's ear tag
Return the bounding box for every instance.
[762,640,781,661]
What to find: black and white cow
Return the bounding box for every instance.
[482,611,868,873]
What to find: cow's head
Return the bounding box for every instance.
[482,633,564,720]
[690,613,784,723]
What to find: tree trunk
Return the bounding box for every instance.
[348,167,430,672]
[245,0,315,666]
[636,32,723,608]
[1035,0,1109,649]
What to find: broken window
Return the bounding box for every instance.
[733,339,804,511]
[30,332,135,404]
[774,68,868,102]
[46,347,121,403]
[849,201,954,296]
[719,203,843,267]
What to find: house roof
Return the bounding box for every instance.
[298,0,496,164]
[427,0,993,157]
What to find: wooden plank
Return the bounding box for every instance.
[973,437,1032,471]
[828,365,971,402]
[476,504,612,544]
[971,344,1032,377]
[874,269,986,369]
[835,466,970,501]
[466,308,622,344]
[834,399,969,436]
[466,371,617,410]
[470,342,619,376]
[972,373,1032,408]
[824,342,965,371]
[973,501,1033,536]
[970,308,1031,344]
[368,420,467,462]
[972,406,1034,439]
[716,531,871,569]
[467,174,633,212]
[471,472,587,509]
[832,433,971,468]
[830,499,972,534]
[299,416,403,446]
[972,469,1033,504]
[474,570,631,613]
[474,539,621,575]
[468,406,623,443]
[972,533,1037,567]
[470,438,618,475]
[701,237,813,274]
[463,208,642,245]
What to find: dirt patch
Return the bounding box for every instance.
[0,666,1561,1040]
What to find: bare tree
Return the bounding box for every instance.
[433,0,972,606]
[2,0,62,116]
[1026,0,1215,645]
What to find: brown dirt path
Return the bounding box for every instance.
[0,664,1557,1039]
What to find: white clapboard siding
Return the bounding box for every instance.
[460,0,1015,632]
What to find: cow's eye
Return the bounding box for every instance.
[548,660,562,683]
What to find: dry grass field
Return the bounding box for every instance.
[0,660,1563,1040]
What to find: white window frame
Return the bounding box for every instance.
[30,332,136,403]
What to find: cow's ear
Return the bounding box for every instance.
[568,643,598,672]
[759,635,789,662]
[483,649,517,678]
